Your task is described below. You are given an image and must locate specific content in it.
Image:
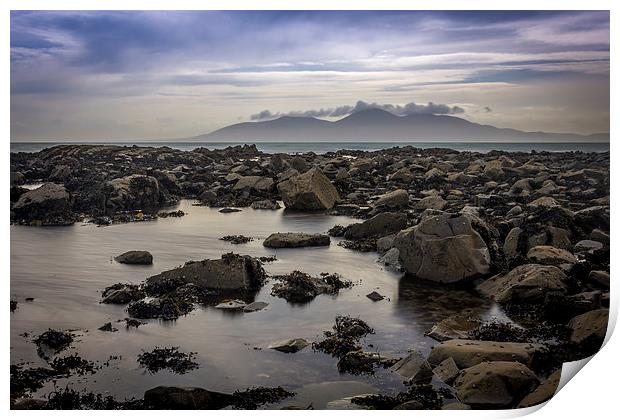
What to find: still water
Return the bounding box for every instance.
[10,200,504,407]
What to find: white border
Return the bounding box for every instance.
[3,1,617,419]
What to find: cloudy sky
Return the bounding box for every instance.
[10,10,610,141]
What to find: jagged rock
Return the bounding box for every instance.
[114,250,153,265]
[567,309,608,344]
[366,291,385,301]
[104,175,164,212]
[393,213,490,283]
[427,339,542,369]
[344,212,407,240]
[373,189,409,209]
[251,199,281,210]
[433,357,460,384]
[477,264,568,304]
[391,351,433,383]
[145,253,265,291]
[526,246,576,265]
[426,314,482,342]
[263,232,330,248]
[277,168,340,210]
[101,283,145,304]
[454,361,539,408]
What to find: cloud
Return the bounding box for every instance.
[250,100,465,120]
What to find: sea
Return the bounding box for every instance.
[10,141,610,155]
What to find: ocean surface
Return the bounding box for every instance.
[10,141,610,154]
[11,200,506,406]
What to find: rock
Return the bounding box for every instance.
[101,283,145,304]
[427,339,542,369]
[366,291,384,302]
[373,189,409,209]
[426,314,482,342]
[104,175,163,212]
[588,271,610,288]
[12,183,74,224]
[454,361,539,408]
[390,168,414,183]
[413,195,446,211]
[98,322,117,332]
[219,207,242,213]
[344,212,407,240]
[394,400,425,410]
[526,246,576,265]
[290,156,309,172]
[393,213,490,283]
[376,234,396,254]
[145,253,265,291]
[271,271,352,303]
[11,398,48,410]
[277,168,340,210]
[268,338,310,353]
[476,264,568,304]
[243,301,269,312]
[214,299,247,310]
[251,199,281,210]
[527,196,558,208]
[506,205,522,217]
[590,229,609,245]
[517,369,562,408]
[567,309,608,344]
[114,250,153,265]
[10,171,25,185]
[433,357,460,384]
[263,232,330,248]
[574,240,603,253]
[233,176,274,191]
[442,402,471,410]
[143,386,233,409]
[391,351,433,383]
[503,227,523,261]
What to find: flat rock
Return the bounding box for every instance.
[263,232,330,248]
[268,338,310,353]
[527,246,576,265]
[214,299,247,310]
[243,301,269,312]
[366,291,384,302]
[426,314,482,342]
[427,339,542,369]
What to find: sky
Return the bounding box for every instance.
[10,10,610,141]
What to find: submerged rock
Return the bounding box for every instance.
[277,168,340,210]
[394,213,490,283]
[263,232,330,248]
[268,338,310,353]
[137,347,198,374]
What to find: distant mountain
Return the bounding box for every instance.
[195,108,609,142]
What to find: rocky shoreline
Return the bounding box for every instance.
[10,143,610,409]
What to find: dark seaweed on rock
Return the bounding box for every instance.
[137,347,199,374]
[10,364,57,395]
[271,271,353,303]
[43,387,143,410]
[337,239,377,252]
[49,354,96,375]
[351,384,444,410]
[231,386,295,409]
[34,329,74,358]
[127,297,193,320]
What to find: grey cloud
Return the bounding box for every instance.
[251,100,464,120]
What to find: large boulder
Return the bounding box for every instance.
[517,369,562,408]
[145,253,265,291]
[104,175,163,212]
[373,189,409,209]
[115,250,153,265]
[344,212,407,240]
[144,386,233,409]
[12,183,74,224]
[454,361,539,408]
[427,339,542,369]
[476,264,568,304]
[393,213,490,283]
[277,168,340,210]
[263,232,330,248]
[567,309,608,344]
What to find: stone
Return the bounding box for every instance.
[263,232,330,248]
[574,240,603,253]
[426,314,482,342]
[413,195,446,211]
[251,199,281,210]
[233,176,274,191]
[12,183,73,223]
[145,253,265,291]
[114,250,153,265]
[376,234,396,254]
[476,264,568,304]
[277,168,340,210]
[344,212,407,240]
[393,213,490,283]
[214,299,247,310]
[454,361,539,408]
[390,350,433,383]
[104,175,163,212]
[588,271,610,288]
[433,357,460,384]
[366,291,384,302]
[442,402,470,410]
[590,229,610,245]
[378,248,400,267]
[427,339,542,369]
[390,168,414,183]
[243,301,269,312]
[526,246,576,265]
[517,369,562,408]
[503,227,523,260]
[143,386,233,409]
[268,338,309,353]
[567,309,608,344]
[374,189,409,209]
[527,196,558,208]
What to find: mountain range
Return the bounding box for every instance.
[194,108,608,142]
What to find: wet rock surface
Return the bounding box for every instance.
[271,271,353,303]
[263,232,330,248]
[114,250,153,265]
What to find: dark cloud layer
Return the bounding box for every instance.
[251,100,465,120]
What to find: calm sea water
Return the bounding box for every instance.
[10,141,610,154]
[10,200,506,407]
